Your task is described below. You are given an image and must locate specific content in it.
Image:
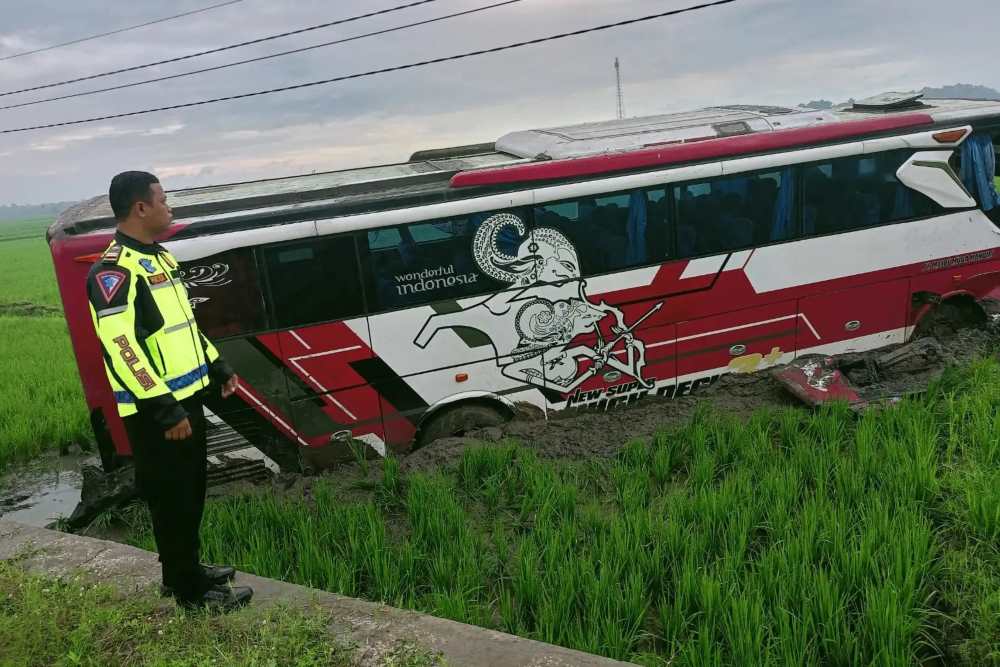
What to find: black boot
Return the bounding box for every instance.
[161,564,236,597]
[201,564,236,585]
[177,584,253,613]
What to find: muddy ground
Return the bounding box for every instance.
[7,326,996,532]
[0,301,61,317]
[399,327,998,473]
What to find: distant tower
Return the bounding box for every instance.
[614,57,626,120]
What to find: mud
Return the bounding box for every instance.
[0,451,94,527]
[9,327,997,530]
[0,301,62,317]
[401,326,999,474]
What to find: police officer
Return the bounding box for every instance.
[86,171,252,612]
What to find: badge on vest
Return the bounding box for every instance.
[149,273,168,285]
[102,245,122,264]
[96,270,126,302]
[138,258,156,273]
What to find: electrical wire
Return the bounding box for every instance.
[0,0,522,112]
[0,0,738,135]
[0,0,244,62]
[0,0,441,98]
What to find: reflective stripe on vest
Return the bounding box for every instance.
[114,363,209,403]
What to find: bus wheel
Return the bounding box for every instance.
[415,403,509,450]
[914,298,986,340]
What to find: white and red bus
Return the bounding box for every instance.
[48,93,1000,471]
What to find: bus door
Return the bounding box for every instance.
[258,235,387,459]
[177,246,305,470]
[358,210,540,449]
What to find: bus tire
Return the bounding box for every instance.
[415,403,509,450]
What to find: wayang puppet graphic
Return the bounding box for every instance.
[414,213,661,393]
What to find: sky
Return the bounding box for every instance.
[0,0,996,206]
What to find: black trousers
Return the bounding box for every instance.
[124,391,211,602]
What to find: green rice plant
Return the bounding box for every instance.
[722,588,769,666]
[0,316,91,468]
[965,470,1000,542]
[347,438,370,476]
[456,443,518,492]
[0,217,53,239]
[96,357,1000,664]
[0,235,62,307]
[377,454,403,506]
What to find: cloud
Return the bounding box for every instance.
[23,121,185,151]
[28,125,134,152]
[143,123,185,136]
[1,0,998,204]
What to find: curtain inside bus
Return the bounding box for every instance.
[960,133,1000,212]
[625,191,648,265]
[771,168,794,241]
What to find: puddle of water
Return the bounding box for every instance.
[0,453,95,527]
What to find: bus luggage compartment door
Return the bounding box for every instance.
[795,278,910,356]
[273,321,389,462]
[674,300,799,392]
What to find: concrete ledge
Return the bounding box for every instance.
[0,520,634,667]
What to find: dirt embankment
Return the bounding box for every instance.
[400,327,998,473]
[0,301,61,317]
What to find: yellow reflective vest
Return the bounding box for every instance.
[86,230,233,429]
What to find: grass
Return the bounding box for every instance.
[108,358,1000,665]
[0,560,445,667]
[0,317,91,467]
[0,234,62,309]
[0,217,91,470]
[0,216,52,241]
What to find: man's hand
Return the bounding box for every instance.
[165,417,192,441]
[222,374,239,399]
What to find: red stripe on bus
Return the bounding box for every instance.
[449,114,935,188]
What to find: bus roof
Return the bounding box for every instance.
[50,95,1000,240]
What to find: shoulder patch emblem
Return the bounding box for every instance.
[138,258,156,273]
[149,273,168,285]
[96,270,126,302]
[101,245,122,264]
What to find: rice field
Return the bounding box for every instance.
[0,218,90,470]
[0,220,61,308]
[113,358,1000,665]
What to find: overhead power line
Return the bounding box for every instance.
[0,0,522,112]
[0,0,738,135]
[0,0,441,98]
[0,0,244,62]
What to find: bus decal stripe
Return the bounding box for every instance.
[349,357,429,424]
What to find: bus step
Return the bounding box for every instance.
[206,455,270,487]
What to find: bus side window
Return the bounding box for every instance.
[533,187,669,277]
[261,235,365,328]
[674,170,794,257]
[363,212,522,313]
[803,150,940,237]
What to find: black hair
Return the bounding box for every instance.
[109,171,159,221]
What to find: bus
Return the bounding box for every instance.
[48,92,1000,472]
